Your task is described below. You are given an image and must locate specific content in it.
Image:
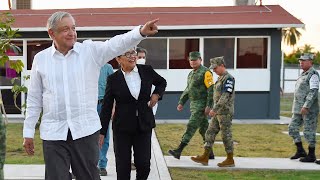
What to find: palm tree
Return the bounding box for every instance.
[282,27,302,51]
[302,44,314,53]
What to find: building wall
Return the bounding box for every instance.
[15,28,282,119]
[269,29,282,119]
[156,92,272,119]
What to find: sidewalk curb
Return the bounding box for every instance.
[152,130,172,180]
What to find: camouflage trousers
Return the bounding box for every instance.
[204,114,233,153]
[0,113,6,180]
[181,110,209,144]
[289,112,318,147]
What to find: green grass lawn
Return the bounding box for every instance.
[155,124,320,158]
[5,124,43,164]
[170,168,320,180]
[280,93,294,112]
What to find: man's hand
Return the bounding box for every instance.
[205,107,211,116]
[140,19,159,36]
[149,94,159,108]
[209,110,216,117]
[99,135,105,149]
[301,107,309,115]
[177,104,183,111]
[23,138,35,156]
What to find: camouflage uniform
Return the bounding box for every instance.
[0,112,5,179]
[289,66,319,147]
[179,65,214,144]
[205,59,235,154]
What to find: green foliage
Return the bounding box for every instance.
[11,75,30,114]
[0,12,22,72]
[8,60,24,73]
[284,44,320,65]
[282,27,302,47]
[0,12,26,115]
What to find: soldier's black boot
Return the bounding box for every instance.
[168,142,187,159]
[290,142,306,159]
[300,146,316,163]
[209,148,215,159]
[315,160,320,165]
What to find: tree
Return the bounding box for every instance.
[0,12,23,179]
[301,44,314,53]
[282,27,302,50]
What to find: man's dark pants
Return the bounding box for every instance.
[43,130,100,180]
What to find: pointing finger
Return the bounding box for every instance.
[148,18,159,25]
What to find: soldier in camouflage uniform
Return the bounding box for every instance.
[288,53,319,163]
[0,111,6,179]
[168,51,214,159]
[191,56,235,167]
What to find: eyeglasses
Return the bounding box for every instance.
[121,51,137,58]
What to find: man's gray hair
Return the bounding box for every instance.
[47,11,74,31]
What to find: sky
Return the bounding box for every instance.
[0,0,319,53]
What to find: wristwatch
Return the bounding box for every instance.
[139,25,147,37]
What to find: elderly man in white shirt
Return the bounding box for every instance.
[22,11,159,180]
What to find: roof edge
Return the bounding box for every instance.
[14,24,305,32]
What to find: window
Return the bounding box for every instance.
[16,0,31,9]
[1,89,21,114]
[0,62,21,86]
[169,39,199,69]
[27,40,52,70]
[137,39,167,69]
[236,38,268,68]
[204,38,235,69]
[7,41,23,56]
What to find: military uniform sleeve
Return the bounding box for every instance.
[178,72,191,105]
[204,71,214,108]
[178,87,189,105]
[303,74,319,109]
[212,77,234,112]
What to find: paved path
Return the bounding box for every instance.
[165,156,320,171]
[4,130,171,180]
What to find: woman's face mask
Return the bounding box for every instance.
[136,58,146,65]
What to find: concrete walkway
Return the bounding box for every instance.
[3,130,172,180]
[165,156,320,171]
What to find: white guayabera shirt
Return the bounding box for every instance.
[23,26,145,140]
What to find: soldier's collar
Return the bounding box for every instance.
[302,67,313,74]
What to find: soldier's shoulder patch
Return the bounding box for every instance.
[204,71,214,88]
[310,74,319,89]
[223,77,234,94]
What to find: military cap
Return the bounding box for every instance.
[189,51,201,61]
[209,56,225,69]
[298,53,314,61]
